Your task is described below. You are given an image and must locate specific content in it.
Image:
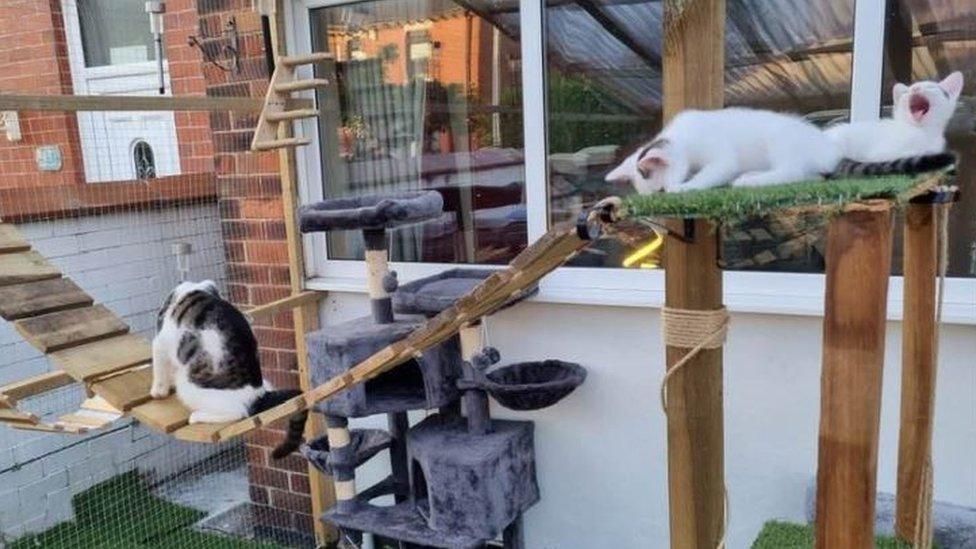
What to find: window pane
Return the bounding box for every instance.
[545,0,855,270]
[883,0,975,278]
[310,0,526,264]
[78,0,156,67]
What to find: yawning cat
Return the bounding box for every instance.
[151,280,309,458]
[825,72,964,162]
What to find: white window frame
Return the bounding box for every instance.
[286,0,976,324]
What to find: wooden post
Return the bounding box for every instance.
[895,203,938,541]
[661,2,725,547]
[815,202,894,549]
[268,2,337,544]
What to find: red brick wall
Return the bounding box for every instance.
[0,0,213,189]
[165,0,215,174]
[0,0,84,189]
[194,0,315,536]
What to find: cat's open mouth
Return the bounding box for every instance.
[909,94,930,123]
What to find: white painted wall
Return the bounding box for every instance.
[319,291,976,548]
[0,205,228,540]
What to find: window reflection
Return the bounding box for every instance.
[884,0,975,278]
[310,0,526,264]
[545,0,855,270]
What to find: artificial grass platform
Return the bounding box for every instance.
[11,472,280,549]
[623,172,946,222]
[751,521,931,549]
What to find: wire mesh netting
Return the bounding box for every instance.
[0,95,318,546]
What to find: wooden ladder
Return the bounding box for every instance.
[250,52,333,152]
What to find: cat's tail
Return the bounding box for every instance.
[249,389,308,459]
[829,152,956,178]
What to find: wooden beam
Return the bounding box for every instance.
[661,1,725,548]
[895,203,939,541]
[815,202,894,549]
[0,94,259,112]
[245,290,325,319]
[269,2,337,544]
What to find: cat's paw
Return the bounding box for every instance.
[149,383,170,399]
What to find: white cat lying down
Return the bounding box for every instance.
[607,72,962,194]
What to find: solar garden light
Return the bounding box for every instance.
[146,1,166,95]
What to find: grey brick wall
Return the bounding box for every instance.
[0,205,228,541]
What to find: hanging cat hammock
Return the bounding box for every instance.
[0,168,955,445]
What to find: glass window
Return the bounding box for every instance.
[132,140,156,180]
[882,0,975,278]
[77,0,157,67]
[545,1,856,270]
[310,0,526,264]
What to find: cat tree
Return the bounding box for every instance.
[297,191,588,547]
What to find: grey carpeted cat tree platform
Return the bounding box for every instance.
[297,191,586,548]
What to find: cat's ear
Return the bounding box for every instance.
[637,151,668,178]
[893,83,909,104]
[201,280,220,297]
[604,157,633,183]
[939,71,964,100]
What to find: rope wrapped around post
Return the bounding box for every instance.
[659,306,730,412]
[658,304,730,549]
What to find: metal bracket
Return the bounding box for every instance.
[188,17,241,74]
[910,184,961,205]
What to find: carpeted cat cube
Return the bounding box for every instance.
[407,414,540,539]
[306,315,461,417]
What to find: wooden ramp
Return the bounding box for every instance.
[0,223,221,441]
[0,201,617,443]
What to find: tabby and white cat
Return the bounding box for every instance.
[151,280,308,458]
[826,72,963,162]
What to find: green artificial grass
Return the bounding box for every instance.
[751,521,933,549]
[11,472,281,549]
[623,173,932,223]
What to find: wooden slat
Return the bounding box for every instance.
[58,411,117,429]
[130,397,190,433]
[252,137,311,151]
[274,79,329,93]
[0,408,39,423]
[14,305,129,353]
[279,52,334,66]
[0,251,60,287]
[0,277,93,320]
[89,367,153,411]
[0,371,75,402]
[266,109,319,122]
[0,225,29,254]
[80,396,122,414]
[50,334,151,382]
[11,422,88,434]
[172,422,227,443]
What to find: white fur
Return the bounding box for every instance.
[825,72,963,162]
[151,280,265,424]
[605,108,842,192]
